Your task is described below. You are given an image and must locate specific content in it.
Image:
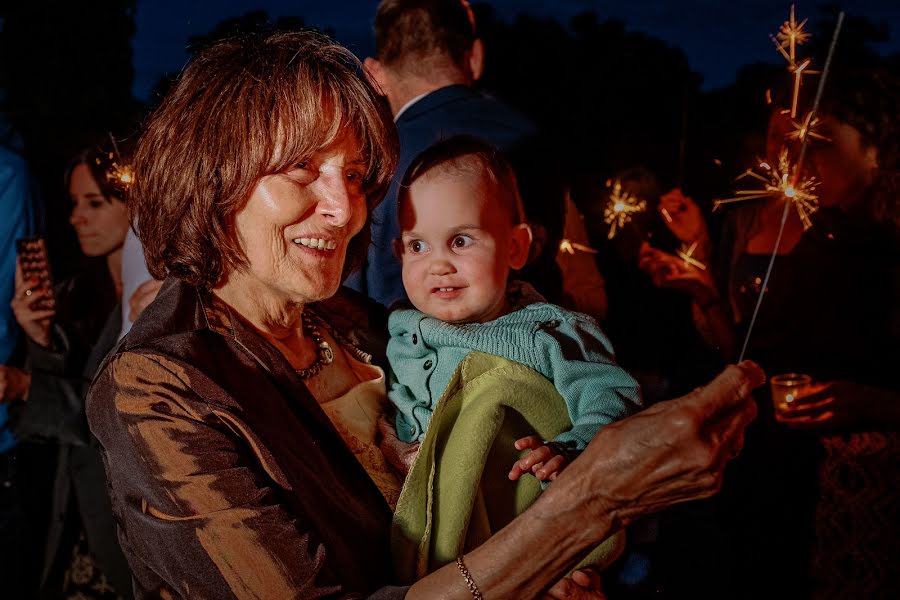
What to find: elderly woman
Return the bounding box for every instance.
[86,31,762,599]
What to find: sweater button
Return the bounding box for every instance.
[423,359,433,370]
[412,333,418,345]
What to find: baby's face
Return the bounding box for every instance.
[398,169,527,323]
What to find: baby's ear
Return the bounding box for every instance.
[392,238,404,260]
[508,223,533,270]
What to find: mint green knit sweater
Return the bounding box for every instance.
[387,284,642,446]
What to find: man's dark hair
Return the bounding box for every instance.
[374,0,476,73]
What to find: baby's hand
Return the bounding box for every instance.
[508,436,577,482]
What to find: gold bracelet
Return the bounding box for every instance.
[456,555,483,600]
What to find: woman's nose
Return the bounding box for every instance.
[316,176,357,228]
[70,206,86,226]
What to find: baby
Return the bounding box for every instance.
[387,135,642,481]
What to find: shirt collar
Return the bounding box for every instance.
[393,91,430,122]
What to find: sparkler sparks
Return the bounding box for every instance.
[603,180,646,239]
[676,242,707,271]
[106,161,135,191]
[774,4,811,65]
[787,112,830,143]
[713,149,820,229]
[772,5,818,117]
[559,239,598,255]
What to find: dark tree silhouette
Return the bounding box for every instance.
[0,1,142,278]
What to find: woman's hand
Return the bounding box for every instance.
[638,243,718,304]
[128,278,163,322]
[658,188,710,250]
[560,361,764,529]
[11,259,55,347]
[778,381,900,432]
[0,365,30,403]
[544,568,605,599]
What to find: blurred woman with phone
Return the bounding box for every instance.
[8,143,133,599]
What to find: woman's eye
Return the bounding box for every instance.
[346,170,366,189]
[451,235,473,249]
[89,200,105,209]
[408,240,430,254]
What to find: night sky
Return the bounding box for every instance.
[133,0,900,100]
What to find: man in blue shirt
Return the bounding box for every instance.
[347,0,565,307]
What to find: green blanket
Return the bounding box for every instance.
[391,351,625,584]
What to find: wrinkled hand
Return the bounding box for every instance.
[377,415,420,476]
[128,279,163,322]
[638,243,718,304]
[509,436,572,482]
[554,361,764,530]
[658,188,709,248]
[544,568,605,600]
[11,259,54,347]
[0,365,30,403]
[778,381,899,432]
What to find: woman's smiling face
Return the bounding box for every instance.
[228,135,368,306]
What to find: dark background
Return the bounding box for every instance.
[1,1,898,279]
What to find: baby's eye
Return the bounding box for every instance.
[408,239,430,254]
[451,234,473,249]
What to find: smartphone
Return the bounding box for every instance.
[15,236,55,311]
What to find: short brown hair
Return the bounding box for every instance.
[374,0,476,75]
[399,135,525,225]
[133,30,398,288]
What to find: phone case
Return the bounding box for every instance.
[16,237,55,311]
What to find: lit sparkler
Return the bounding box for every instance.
[713,149,819,229]
[676,242,707,271]
[106,162,135,190]
[603,180,646,239]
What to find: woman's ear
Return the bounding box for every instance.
[508,223,533,270]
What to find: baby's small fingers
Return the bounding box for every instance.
[514,435,543,451]
[535,455,566,480]
[508,464,527,481]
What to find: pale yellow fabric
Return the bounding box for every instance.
[307,335,403,509]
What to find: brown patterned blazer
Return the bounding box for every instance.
[87,278,409,599]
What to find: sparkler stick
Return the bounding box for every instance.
[738,11,844,362]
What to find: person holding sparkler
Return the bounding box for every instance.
[642,68,900,599]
